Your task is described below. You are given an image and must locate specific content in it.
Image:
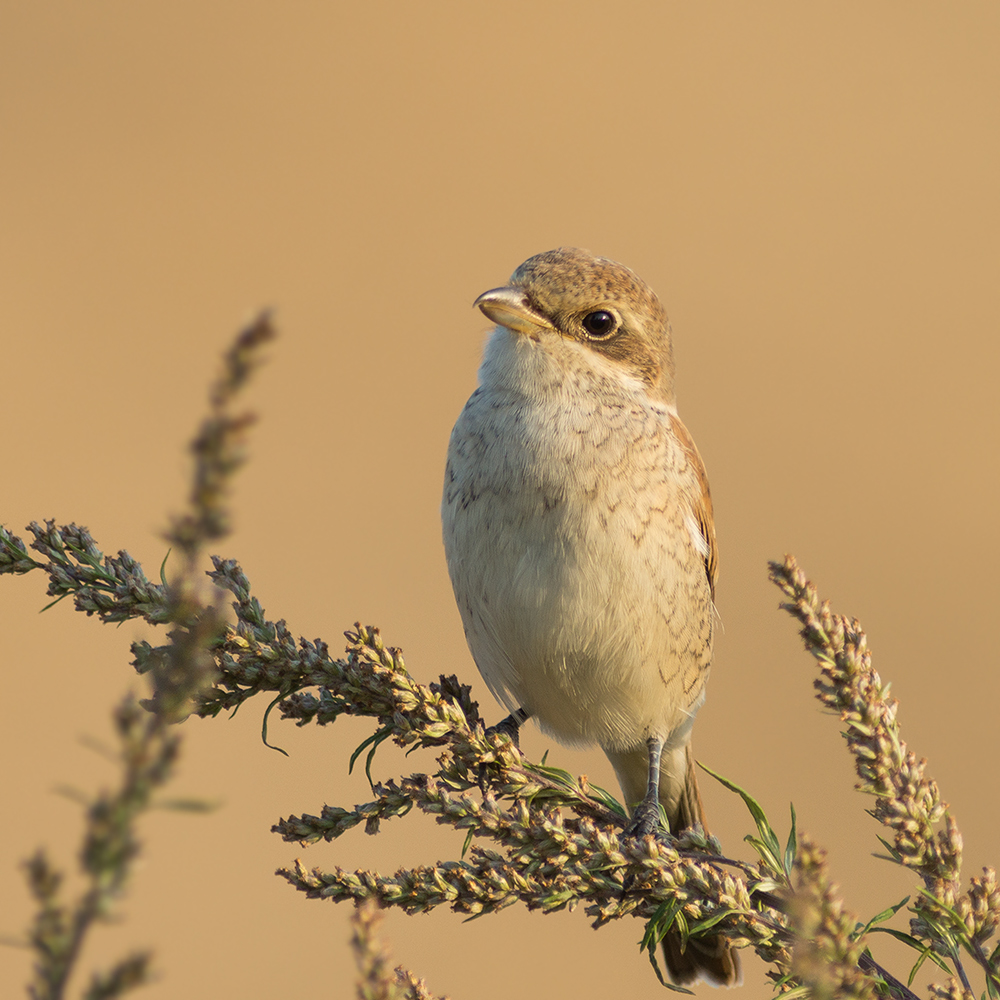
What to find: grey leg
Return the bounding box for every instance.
[486,706,530,748]
[623,735,665,837]
[479,707,530,794]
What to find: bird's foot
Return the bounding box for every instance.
[478,708,529,794]
[622,796,664,839]
[620,798,668,898]
[485,711,524,749]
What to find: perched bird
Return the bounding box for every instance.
[442,248,739,987]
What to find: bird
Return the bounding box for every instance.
[441,247,739,987]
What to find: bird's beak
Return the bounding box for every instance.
[473,286,554,334]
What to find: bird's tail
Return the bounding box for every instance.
[605,742,742,988]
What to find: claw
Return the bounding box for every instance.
[478,707,530,793]
[623,796,663,838]
[621,734,666,840]
[486,711,524,748]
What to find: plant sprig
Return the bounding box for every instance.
[4,329,996,996]
[5,313,274,1000]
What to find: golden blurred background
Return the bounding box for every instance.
[3,3,998,997]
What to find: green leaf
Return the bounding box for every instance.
[639,901,696,995]
[261,692,290,757]
[460,828,474,859]
[349,726,393,790]
[906,942,952,984]
[461,902,508,923]
[858,896,910,937]
[586,783,628,819]
[867,928,951,980]
[525,762,576,790]
[745,835,782,875]
[915,885,973,934]
[153,797,220,813]
[985,971,999,1000]
[652,968,693,993]
[54,785,90,805]
[686,909,731,936]
[867,926,933,952]
[39,592,71,613]
[774,988,812,1000]
[783,802,797,877]
[642,899,682,950]
[873,834,903,864]
[159,548,172,587]
[750,876,784,895]
[699,762,783,874]
[644,947,668,989]
[768,971,798,991]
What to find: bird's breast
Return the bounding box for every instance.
[443,382,711,740]
[444,374,679,534]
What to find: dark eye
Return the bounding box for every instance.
[581,310,617,338]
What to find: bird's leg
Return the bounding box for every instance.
[623,735,665,838]
[485,706,530,748]
[479,707,530,794]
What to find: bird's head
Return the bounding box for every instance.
[474,247,676,404]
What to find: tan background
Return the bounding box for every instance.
[2,4,998,997]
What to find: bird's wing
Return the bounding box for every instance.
[668,413,718,602]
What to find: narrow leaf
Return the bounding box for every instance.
[39,593,71,613]
[349,727,388,775]
[461,828,474,859]
[261,692,290,756]
[587,783,628,818]
[783,802,797,877]
[859,896,910,936]
[985,972,999,1000]
[866,928,951,980]
[744,835,782,874]
[364,735,391,790]
[153,797,220,813]
[874,835,903,864]
[642,899,681,949]
[686,909,731,936]
[699,762,781,860]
